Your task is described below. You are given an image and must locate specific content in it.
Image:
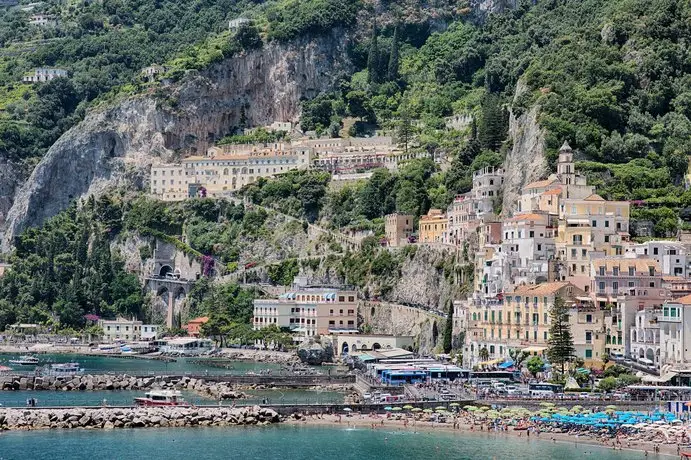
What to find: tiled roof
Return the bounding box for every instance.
[541,188,563,196]
[525,178,558,189]
[674,294,691,305]
[591,258,661,272]
[583,194,605,201]
[506,213,548,222]
[512,282,571,295]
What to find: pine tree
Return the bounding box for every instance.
[478,93,507,151]
[387,25,400,81]
[367,20,381,84]
[547,295,576,377]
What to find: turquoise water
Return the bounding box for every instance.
[0,353,284,375]
[0,389,344,407]
[0,425,646,460]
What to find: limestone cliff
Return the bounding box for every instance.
[501,81,548,216]
[0,159,24,243]
[2,31,351,251]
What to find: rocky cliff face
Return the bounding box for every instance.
[2,31,351,251]
[501,80,548,216]
[0,159,24,243]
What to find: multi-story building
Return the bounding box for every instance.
[228,17,251,30]
[466,282,584,365]
[658,295,691,373]
[625,241,691,277]
[568,296,609,364]
[22,68,68,83]
[252,287,358,342]
[385,213,414,247]
[630,306,660,366]
[418,209,447,244]
[556,194,630,290]
[141,324,161,340]
[150,147,313,201]
[29,14,56,26]
[662,276,691,299]
[501,212,556,286]
[99,318,142,342]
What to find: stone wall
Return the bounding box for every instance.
[359,301,446,354]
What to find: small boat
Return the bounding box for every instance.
[43,363,83,376]
[134,390,189,407]
[9,355,40,366]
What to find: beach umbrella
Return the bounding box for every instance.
[411,408,423,412]
[449,403,460,407]
[0,365,11,372]
[403,405,414,410]
[392,407,403,411]
[343,407,352,412]
[540,402,555,408]
[464,405,478,411]
[384,406,393,411]
[423,409,433,413]
[479,406,490,412]
[435,406,447,410]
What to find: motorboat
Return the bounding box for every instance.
[134,390,189,407]
[9,355,40,366]
[43,362,83,377]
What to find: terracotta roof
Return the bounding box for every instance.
[506,213,548,223]
[187,317,209,324]
[662,276,686,282]
[541,188,563,196]
[591,258,661,273]
[584,194,605,201]
[525,178,558,189]
[674,294,691,305]
[512,282,572,295]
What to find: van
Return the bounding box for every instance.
[379,393,392,402]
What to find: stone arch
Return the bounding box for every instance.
[372,342,381,351]
[159,265,173,277]
[632,330,637,342]
[341,342,349,354]
[646,348,655,362]
[360,345,369,351]
[370,306,375,316]
[351,344,358,352]
[655,348,660,363]
[638,348,645,358]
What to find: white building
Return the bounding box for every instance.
[658,295,691,373]
[29,14,56,26]
[228,17,251,30]
[630,307,660,366]
[141,324,160,340]
[501,212,556,285]
[22,68,68,83]
[625,241,691,277]
[99,318,142,342]
[159,337,214,355]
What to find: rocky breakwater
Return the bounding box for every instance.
[0,405,280,431]
[0,374,246,400]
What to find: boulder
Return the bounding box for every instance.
[296,338,334,365]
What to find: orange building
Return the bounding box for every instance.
[185,317,209,337]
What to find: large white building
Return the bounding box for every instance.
[99,318,142,342]
[22,68,68,83]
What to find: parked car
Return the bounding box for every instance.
[362,393,371,400]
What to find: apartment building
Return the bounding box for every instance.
[418,209,447,244]
[385,213,414,247]
[252,288,358,342]
[501,212,556,286]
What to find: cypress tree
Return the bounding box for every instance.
[367,20,381,84]
[387,26,400,81]
[478,93,507,151]
[443,301,454,353]
[547,295,576,377]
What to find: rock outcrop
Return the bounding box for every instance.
[2,31,351,251]
[501,81,548,216]
[0,405,280,431]
[297,338,334,365]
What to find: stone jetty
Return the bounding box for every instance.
[0,375,247,400]
[0,405,280,431]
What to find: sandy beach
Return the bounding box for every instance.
[286,411,683,458]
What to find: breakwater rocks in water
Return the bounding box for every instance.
[0,406,281,431]
[0,375,246,400]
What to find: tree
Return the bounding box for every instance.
[477,93,507,152]
[478,346,489,362]
[442,302,453,353]
[367,20,382,84]
[547,295,576,377]
[526,356,544,378]
[387,25,400,81]
[396,103,415,153]
[597,376,618,392]
[508,349,529,370]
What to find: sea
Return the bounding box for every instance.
[0,425,648,460]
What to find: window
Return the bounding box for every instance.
[537,244,542,251]
[604,235,610,243]
[649,267,655,276]
[338,296,345,302]
[599,266,605,276]
[599,282,605,292]
[653,247,659,255]
[529,231,534,238]
[586,314,592,323]
[585,349,593,358]
[604,220,609,228]
[348,296,355,302]
[629,267,635,276]
[612,281,618,292]
[592,220,597,228]
[543,331,548,340]
[613,267,619,276]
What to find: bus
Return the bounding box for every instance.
[470,370,520,383]
[529,382,563,398]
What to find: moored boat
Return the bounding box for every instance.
[42,362,83,377]
[134,390,189,407]
[9,355,40,366]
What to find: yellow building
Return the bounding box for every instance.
[467,282,585,364]
[556,194,630,291]
[418,209,447,244]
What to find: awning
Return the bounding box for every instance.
[642,372,677,383]
[357,354,376,362]
[522,346,547,353]
[478,358,503,366]
[498,360,514,369]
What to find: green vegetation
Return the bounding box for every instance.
[547,295,576,377]
[0,196,143,330]
[217,127,287,145]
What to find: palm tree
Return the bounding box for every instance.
[479,346,489,362]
